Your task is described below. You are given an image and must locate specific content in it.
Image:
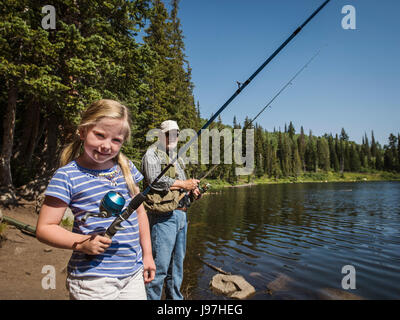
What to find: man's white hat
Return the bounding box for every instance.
[160,120,180,133]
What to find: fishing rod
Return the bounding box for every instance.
[105,0,332,238]
[200,48,323,181]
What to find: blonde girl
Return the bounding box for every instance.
[36,99,155,300]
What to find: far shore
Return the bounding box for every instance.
[203,171,400,191]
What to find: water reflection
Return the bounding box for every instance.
[183,181,400,299]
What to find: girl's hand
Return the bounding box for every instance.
[76,234,112,255]
[142,255,156,284]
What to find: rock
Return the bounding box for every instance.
[249,272,262,278]
[35,193,45,214]
[318,288,363,300]
[44,248,53,253]
[211,275,237,295]
[210,274,255,300]
[266,273,292,293]
[0,190,17,206]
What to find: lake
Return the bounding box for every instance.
[182,181,400,299]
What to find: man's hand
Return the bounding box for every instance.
[192,187,201,200]
[183,178,200,191]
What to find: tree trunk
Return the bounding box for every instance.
[44,112,59,171]
[23,101,41,165]
[14,100,41,167]
[0,83,17,189]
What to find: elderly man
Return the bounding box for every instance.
[141,120,200,300]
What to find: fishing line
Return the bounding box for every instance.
[200,47,324,180]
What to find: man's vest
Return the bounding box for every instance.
[143,148,186,213]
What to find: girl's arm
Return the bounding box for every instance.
[136,203,156,283]
[36,195,111,255]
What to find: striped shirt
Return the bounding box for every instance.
[45,160,143,278]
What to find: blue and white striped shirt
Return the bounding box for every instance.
[45,160,144,278]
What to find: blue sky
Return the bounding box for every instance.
[171,0,400,146]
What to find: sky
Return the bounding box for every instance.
[171,0,400,146]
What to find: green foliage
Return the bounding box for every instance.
[1,0,200,188]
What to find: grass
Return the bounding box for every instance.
[0,222,8,244]
[0,222,7,236]
[60,217,74,228]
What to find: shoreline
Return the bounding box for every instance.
[204,171,400,191]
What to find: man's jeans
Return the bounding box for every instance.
[146,209,187,300]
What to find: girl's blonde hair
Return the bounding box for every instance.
[60,99,139,197]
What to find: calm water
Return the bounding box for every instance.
[182,181,400,299]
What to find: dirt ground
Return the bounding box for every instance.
[0,203,70,300]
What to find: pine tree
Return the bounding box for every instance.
[271,137,281,180]
[371,131,377,157]
[375,143,384,170]
[292,142,302,177]
[305,130,317,172]
[233,116,239,129]
[384,133,398,171]
[327,134,339,172]
[281,133,291,176]
[297,126,306,172]
[340,128,349,141]
[349,143,361,172]
[363,132,371,169]
[339,128,349,174]
[143,0,173,129]
[317,137,330,171]
[168,0,198,129]
[288,121,295,140]
[255,125,264,177]
[196,101,201,119]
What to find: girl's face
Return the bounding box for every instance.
[78,118,126,169]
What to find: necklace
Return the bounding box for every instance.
[98,168,120,180]
[97,167,120,186]
[76,162,121,186]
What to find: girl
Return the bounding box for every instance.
[36,99,155,300]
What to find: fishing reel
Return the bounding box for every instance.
[81,191,126,227]
[199,183,211,194]
[181,183,211,208]
[191,182,211,200]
